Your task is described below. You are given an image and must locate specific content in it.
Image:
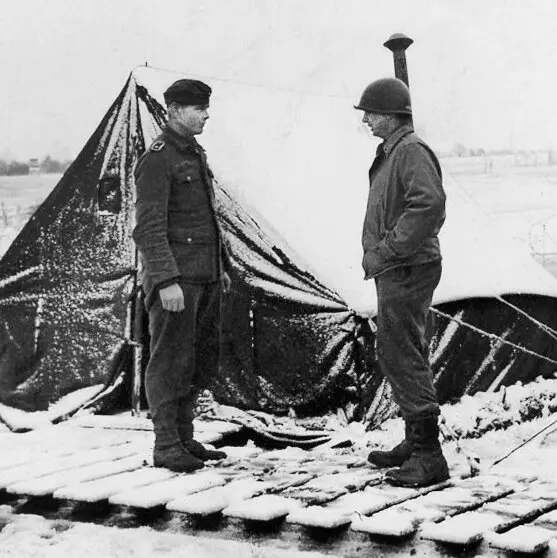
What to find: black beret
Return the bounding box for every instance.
[163,79,212,106]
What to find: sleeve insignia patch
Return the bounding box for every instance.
[150,140,165,152]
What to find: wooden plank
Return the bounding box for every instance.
[339,478,453,517]
[279,468,381,506]
[352,508,420,537]
[487,525,556,554]
[421,481,557,546]
[411,476,517,516]
[347,474,525,538]
[532,508,557,528]
[7,454,146,496]
[166,478,270,515]
[0,442,139,488]
[110,471,226,508]
[219,466,377,525]
[286,506,353,529]
[53,467,177,503]
[223,494,304,521]
[420,511,503,545]
[0,427,142,470]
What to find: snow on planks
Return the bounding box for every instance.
[111,472,227,508]
[0,442,144,488]
[68,414,242,444]
[0,425,141,470]
[7,454,148,497]
[166,478,269,515]
[3,419,557,555]
[421,479,557,546]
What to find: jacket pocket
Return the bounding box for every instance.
[167,225,216,245]
[173,160,201,185]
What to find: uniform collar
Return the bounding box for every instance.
[162,124,203,153]
[381,124,414,156]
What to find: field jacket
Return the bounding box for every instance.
[132,125,230,303]
[362,124,446,279]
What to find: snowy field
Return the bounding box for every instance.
[441,155,557,277]
[0,173,61,255]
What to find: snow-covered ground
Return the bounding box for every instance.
[0,420,555,558]
[0,512,328,558]
[1,376,557,556]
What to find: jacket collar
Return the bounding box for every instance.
[382,124,414,156]
[162,124,203,154]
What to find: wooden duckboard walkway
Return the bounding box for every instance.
[2,415,557,557]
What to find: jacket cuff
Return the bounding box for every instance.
[154,277,180,292]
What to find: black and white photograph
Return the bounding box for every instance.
[2,1,557,556]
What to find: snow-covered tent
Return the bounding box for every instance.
[1,66,557,430]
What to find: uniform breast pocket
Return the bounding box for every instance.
[173,161,201,186]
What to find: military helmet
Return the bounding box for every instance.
[354,77,412,115]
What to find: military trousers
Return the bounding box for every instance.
[145,280,222,449]
[374,261,441,420]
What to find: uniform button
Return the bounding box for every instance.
[187,237,192,243]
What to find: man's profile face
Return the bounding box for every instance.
[362,112,391,139]
[170,103,210,135]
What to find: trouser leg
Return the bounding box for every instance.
[177,282,227,461]
[176,282,222,442]
[375,262,441,421]
[145,284,203,449]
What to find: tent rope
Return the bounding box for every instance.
[490,416,557,469]
[134,63,353,100]
[496,295,557,342]
[431,307,557,365]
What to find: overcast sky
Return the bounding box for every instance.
[2,0,557,160]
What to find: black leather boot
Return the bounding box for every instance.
[153,443,205,473]
[385,416,449,487]
[182,439,227,461]
[176,395,226,461]
[367,422,412,468]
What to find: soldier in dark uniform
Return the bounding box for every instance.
[133,79,230,472]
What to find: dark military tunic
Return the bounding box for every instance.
[133,124,229,308]
[132,124,229,449]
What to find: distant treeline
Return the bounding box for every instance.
[441,144,557,162]
[0,156,73,176]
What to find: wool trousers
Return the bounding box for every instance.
[375,261,441,421]
[145,280,222,448]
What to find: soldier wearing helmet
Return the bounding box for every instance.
[355,77,448,487]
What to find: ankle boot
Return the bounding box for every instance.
[367,422,412,468]
[182,439,227,461]
[153,443,205,473]
[385,416,449,487]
